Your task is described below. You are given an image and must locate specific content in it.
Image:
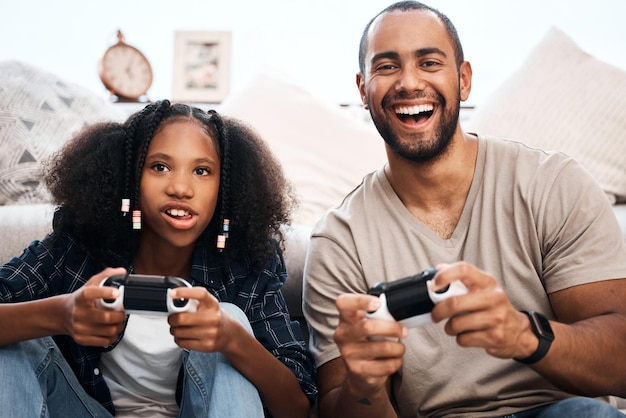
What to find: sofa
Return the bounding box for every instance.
[1,26,625,410]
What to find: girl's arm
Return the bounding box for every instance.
[170,285,312,418]
[0,267,127,347]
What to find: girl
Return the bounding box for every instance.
[0,100,316,417]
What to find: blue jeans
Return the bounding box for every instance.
[501,397,626,418]
[0,303,264,417]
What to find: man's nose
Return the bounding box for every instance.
[396,65,427,92]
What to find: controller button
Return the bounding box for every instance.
[434,284,450,294]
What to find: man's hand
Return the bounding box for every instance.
[334,293,407,398]
[430,262,538,359]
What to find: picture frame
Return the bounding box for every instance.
[172,31,232,103]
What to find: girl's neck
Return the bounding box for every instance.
[132,245,194,279]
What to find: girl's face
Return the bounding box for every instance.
[138,119,220,251]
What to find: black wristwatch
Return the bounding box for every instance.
[514,310,555,364]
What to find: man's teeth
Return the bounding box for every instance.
[395,104,434,115]
[167,209,190,217]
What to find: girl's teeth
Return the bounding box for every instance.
[169,209,189,217]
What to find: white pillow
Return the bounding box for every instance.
[466,27,626,203]
[220,70,387,227]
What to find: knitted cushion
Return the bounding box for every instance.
[0,61,125,205]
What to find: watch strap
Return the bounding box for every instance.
[514,310,554,364]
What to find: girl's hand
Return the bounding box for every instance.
[63,267,127,346]
[168,287,242,353]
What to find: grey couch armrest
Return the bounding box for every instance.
[0,203,56,264]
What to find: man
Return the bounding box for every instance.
[302,1,626,417]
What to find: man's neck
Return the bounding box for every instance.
[384,131,478,238]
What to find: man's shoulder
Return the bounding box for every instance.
[478,134,580,177]
[479,134,571,162]
[312,169,383,230]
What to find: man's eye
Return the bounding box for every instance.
[375,64,397,72]
[422,60,439,68]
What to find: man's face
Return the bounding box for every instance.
[357,9,471,163]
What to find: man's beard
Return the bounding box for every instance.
[369,90,460,163]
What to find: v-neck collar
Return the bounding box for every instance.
[378,136,485,247]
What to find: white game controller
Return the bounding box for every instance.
[366,268,467,328]
[98,273,199,316]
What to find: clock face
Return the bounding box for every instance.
[100,44,153,100]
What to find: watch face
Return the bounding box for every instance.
[531,311,555,341]
[100,44,153,99]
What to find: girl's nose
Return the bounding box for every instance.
[166,173,194,198]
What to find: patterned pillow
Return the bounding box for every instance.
[466,27,626,203]
[0,61,126,205]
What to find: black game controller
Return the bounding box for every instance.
[366,268,467,328]
[98,273,198,315]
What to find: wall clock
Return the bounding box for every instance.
[99,30,153,102]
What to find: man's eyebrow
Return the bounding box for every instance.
[370,47,447,66]
[370,51,400,66]
[416,47,447,58]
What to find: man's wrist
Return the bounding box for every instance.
[340,374,395,415]
[514,310,555,364]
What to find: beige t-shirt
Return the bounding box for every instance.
[303,136,626,417]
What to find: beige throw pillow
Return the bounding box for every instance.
[466,27,626,203]
[220,70,387,227]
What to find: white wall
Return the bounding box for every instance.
[1,0,625,107]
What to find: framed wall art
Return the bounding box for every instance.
[172,31,232,103]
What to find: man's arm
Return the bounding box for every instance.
[431,263,626,398]
[317,358,396,418]
[535,278,626,397]
[315,294,407,418]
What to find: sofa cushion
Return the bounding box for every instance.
[465,27,626,203]
[0,61,126,205]
[220,69,387,228]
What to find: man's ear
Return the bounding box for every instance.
[356,72,368,109]
[459,61,472,103]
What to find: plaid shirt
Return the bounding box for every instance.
[0,232,317,415]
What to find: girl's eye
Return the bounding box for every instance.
[153,163,169,172]
[195,167,210,176]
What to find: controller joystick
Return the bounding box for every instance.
[98,273,198,316]
[366,268,467,329]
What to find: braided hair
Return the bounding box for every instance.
[45,100,295,269]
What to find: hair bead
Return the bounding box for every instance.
[121,198,130,214]
[132,210,142,230]
[216,218,230,251]
[222,219,230,237]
